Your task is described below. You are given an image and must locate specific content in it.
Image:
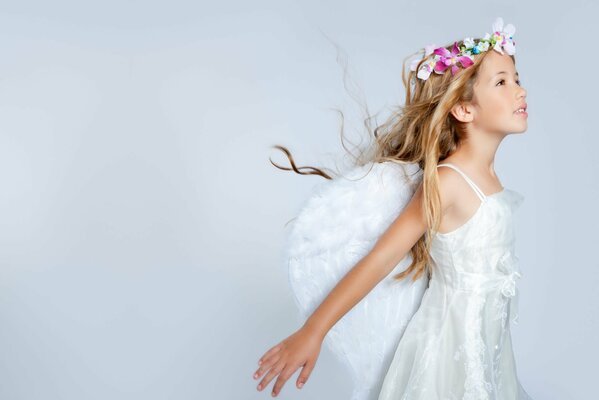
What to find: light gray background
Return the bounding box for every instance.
[0,1,596,399]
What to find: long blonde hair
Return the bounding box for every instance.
[271,38,516,283]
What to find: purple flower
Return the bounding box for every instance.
[433,42,474,76]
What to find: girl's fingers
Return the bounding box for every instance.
[296,359,315,389]
[257,349,280,373]
[271,365,296,397]
[253,353,281,380]
[257,343,282,366]
[257,360,285,393]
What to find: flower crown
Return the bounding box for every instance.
[410,17,516,81]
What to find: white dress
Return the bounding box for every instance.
[378,163,533,400]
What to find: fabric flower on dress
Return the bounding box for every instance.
[495,250,522,325]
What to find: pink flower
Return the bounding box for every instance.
[433,42,474,76]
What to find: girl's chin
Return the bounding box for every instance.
[508,127,527,135]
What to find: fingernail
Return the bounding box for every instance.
[257,384,261,390]
[271,392,276,397]
[298,382,304,388]
[253,373,258,379]
[258,360,262,365]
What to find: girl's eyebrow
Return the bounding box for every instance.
[491,71,519,81]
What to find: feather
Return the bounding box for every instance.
[284,160,430,399]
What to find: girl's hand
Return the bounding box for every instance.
[253,326,323,397]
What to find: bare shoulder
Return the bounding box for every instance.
[435,164,487,233]
[364,166,469,272]
[435,165,462,213]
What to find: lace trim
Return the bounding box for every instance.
[462,292,493,400]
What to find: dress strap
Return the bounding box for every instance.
[437,163,486,202]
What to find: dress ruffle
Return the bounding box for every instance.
[505,189,525,211]
[495,249,522,326]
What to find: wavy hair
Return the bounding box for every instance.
[271,38,516,283]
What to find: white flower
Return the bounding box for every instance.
[493,40,505,55]
[492,17,505,33]
[410,43,437,72]
[491,17,517,56]
[410,57,420,71]
[463,37,476,49]
[417,57,438,80]
[417,68,431,80]
[503,40,516,55]
[424,43,437,56]
[417,63,433,80]
[501,21,516,38]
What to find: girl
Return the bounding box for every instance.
[254,17,533,399]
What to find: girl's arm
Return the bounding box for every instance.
[254,175,455,397]
[301,181,429,340]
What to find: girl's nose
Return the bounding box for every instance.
[517,85,527,98]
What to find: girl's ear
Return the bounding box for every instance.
[450,102,474,123]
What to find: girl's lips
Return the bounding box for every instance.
[514,110,528,117]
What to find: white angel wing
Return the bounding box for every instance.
[284,161,430,400]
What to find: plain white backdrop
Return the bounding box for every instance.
[0,1,596,399]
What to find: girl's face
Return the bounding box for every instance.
[470,50,528,135]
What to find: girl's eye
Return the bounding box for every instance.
[496,79,522,86]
